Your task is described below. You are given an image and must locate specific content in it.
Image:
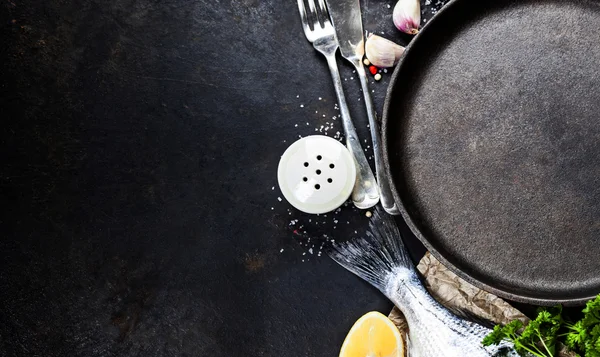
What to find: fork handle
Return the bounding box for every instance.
[355,63,400,215]
[324,54,380,208]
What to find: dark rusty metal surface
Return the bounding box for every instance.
[0,0,434,356]
[383,0,600,305]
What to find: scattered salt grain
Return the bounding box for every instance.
[280,249,284,253]
[318,97,322,100]
[308,248,313,254]
[300,104,304,108]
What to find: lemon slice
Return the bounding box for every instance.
[339,311,405,357]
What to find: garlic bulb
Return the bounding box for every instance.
[365,34,405,68]
[393,0,421,35]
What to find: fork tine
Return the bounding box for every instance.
[317,0,328,18]
[317,0,332,27]
[306,0,321,29]
[297,0,313,40]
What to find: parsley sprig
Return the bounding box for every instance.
[482,295,600,357]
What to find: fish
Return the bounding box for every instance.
[329,209,521,357]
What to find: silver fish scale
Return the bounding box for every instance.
[386,268,509,357]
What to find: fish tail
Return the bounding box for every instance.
[329,207,415,293]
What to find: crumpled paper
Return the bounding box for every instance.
[388,252,574,357]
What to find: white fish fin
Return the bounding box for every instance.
[329,207,414,293]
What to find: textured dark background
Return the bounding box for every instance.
[0,0,445,356]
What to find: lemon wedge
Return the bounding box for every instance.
[339,311,405,357]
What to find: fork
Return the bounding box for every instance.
[296,0,380,209]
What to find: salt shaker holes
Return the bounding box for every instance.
[277,136,357,214]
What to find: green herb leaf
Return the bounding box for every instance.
[582,295,600,328]
[566,321,586,350]
[590,324,600,340]
[585,348,600,357]
[505,320,524,336]
[482,324,507,346]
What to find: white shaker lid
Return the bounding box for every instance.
[277,135,356,214]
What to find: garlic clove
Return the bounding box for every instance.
[365,34,405,68]
[393,0,421,35]
[356,38,365,58]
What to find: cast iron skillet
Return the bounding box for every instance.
[382,0,600,305]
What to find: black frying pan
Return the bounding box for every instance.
[382,0,600,305]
